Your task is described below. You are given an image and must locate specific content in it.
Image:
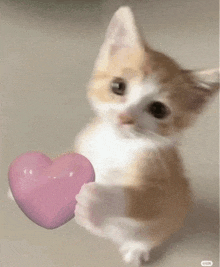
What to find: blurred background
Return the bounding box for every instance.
[1,0,219,266]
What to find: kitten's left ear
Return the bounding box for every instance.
[192,68,219,93]
[93,6,144,72]
[181,68,219,112]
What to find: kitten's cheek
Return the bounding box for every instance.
[120,96,126,103]
[121,124,134,131]
[141,116,157,131]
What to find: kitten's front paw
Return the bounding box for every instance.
[74,182,108,235]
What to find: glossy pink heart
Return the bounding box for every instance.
[8,152,95,229]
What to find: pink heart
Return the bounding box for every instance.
[8,152,95,229]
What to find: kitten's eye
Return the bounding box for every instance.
[111,77,126,96]
[147,101,170,119]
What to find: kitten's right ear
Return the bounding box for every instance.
[93,6,143,72]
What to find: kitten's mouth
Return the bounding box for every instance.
[116,123,144,138]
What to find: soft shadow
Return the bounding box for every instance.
[143,199,219,265]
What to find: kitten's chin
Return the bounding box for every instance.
[115,124,145,139]
[116,124,178,145]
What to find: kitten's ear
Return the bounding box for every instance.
[192,68,219,93]
[186,68,219,112]
[94,6,143,71]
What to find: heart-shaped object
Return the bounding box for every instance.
[8,152,95,229]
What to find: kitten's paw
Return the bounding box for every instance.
[75,182,126,235]
[7,188,15,201]
[74,182,108,235]
[120,242,150,267]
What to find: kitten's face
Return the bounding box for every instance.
[87,7,219,140]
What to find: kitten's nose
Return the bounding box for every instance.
[118,113,135,125]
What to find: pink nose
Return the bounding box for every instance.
[118,113,135,125]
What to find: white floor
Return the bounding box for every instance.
[1,0,219,266]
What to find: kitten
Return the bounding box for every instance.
[73,6,219,266]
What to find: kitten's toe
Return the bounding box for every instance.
[120,242,150,266]
[74,182,108,236]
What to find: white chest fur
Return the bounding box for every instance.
[75,122,156,185]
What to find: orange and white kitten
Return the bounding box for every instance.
[74,6,219,266]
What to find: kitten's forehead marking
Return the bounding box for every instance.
[127,79,158,105]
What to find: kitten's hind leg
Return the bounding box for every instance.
[120,241,150,266]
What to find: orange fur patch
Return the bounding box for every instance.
[88,43,219,132]
[88,47,145,103]
[122,146,192,244]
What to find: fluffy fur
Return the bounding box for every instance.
[7,6,219,266]
[74,6,219,266]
